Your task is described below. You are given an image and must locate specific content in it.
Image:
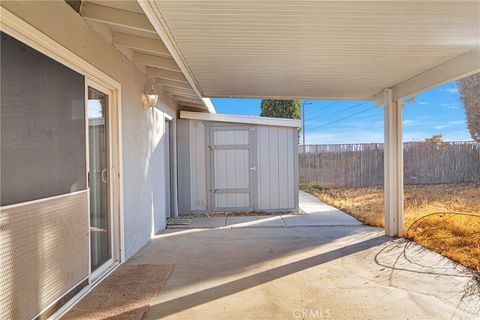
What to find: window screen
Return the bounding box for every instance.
[1,32,86,206]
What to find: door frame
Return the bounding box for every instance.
[206,124,258,212]
[164,116,177,219]
[86,80,122,282]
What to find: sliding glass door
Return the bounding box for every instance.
[88,87,112,273]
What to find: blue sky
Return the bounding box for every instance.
[211,81,471,144]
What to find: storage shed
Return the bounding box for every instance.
[177,111,301,214]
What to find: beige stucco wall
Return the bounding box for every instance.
[1,0,176,259]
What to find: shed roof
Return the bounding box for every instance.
[180,111,302,128]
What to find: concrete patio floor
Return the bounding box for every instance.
[128,191,480,319]
[168,192,362,229]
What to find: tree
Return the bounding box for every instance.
[424,134,444,143]
[423,134,450,149]
[260,99,302,140]
[260,99,301,119]
[458,73,480,142]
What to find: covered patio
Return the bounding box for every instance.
[84,0,480,316]
[1,1,479,319]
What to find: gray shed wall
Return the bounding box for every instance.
[177,119,298,214]
[257,125,299,211]
[190,120,208,211]
[177,119,191,214]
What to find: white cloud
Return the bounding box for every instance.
[429,120,465,130]
[305,118,383,130]
[403,131,442,142]
[445,88,459,94]
[442,130,472,141]
[418,102,429,105]
[306,126,472,144]
[402,120,415,127]
[440,103,460,110]
[306,129,384,144]
[403,128,471,142]
[447,120,465,126]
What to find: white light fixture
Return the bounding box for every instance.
[145,87,159,109]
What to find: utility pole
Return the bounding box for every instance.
[301,100,311,153]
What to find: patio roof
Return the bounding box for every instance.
[135,0,479,103]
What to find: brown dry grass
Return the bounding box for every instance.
[301,183,480,271]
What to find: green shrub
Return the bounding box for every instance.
[300,183,324,193]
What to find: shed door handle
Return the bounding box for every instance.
[249,166,256,171]
[101,168,108,183]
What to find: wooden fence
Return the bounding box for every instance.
[299,141,480,187]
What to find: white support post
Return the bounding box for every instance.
[383,88,404,237]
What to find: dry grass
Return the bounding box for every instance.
[301,183,480,271]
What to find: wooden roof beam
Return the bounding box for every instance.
[374,48,480,106]
[147,67,188,82]
[134,53,180,72]
[81,2,156,34]
[176,101,207,110]
[156,79,192,90]
[112,32,170,56]
[163,86,197,96]
[172,95,203,104]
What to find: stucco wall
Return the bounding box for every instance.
[1,0,177,259]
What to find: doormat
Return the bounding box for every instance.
[167,218,193,225]
[62,263,175,320]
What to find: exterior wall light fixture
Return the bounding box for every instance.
[145,87,159,108]
[145,87,159,118]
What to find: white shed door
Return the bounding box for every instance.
[209,126,255,211]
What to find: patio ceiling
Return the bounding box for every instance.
[137,0,480,102]
[79,0,214,112]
